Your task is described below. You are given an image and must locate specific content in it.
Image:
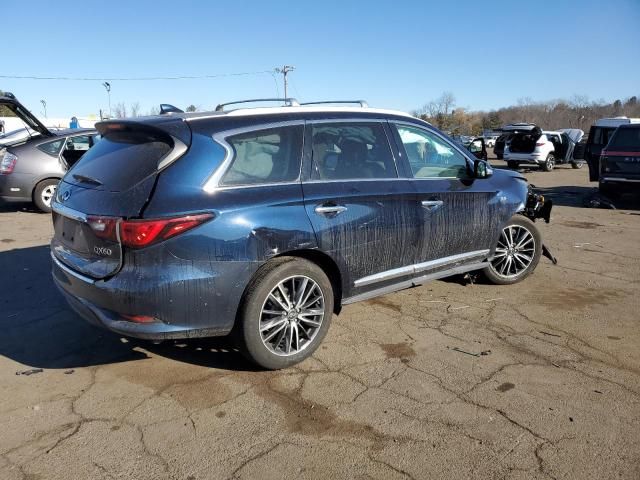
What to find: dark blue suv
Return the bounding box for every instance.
[50,99,550,369]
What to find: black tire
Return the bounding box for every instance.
[571,161,584,169]
[237,257,334,370]
[507,160,519,169]
[598,182,616,199]
[482,215,542,285]
[542,154,555,172]
[496,153,503,160]
[33,179,59,213]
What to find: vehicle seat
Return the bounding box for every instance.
[334,139,371,179]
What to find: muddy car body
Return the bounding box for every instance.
[51,99,550,369]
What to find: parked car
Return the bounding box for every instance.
[579,117,640,183]
[50,98,552,369]
[0,93,100,212]
[483,135,498,148]
[591,124,640,196]
[502,123,584,171]
[453,136,487,161]
[493,133,512,159]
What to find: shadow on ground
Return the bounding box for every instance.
[0,245,256,372]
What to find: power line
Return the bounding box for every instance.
[0,70,275,81]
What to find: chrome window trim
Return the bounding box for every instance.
[601,177,640,183]
[354,249,490,287]
[202,120,305,193]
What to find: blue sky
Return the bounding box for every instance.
[2,0,639,118]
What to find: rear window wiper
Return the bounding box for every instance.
[72,174,103,186]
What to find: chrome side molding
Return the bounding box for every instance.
[354,250,490,288]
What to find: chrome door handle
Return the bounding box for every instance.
[315,204,347,216]
[421,200,443,211]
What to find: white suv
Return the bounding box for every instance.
[502,123,584,172]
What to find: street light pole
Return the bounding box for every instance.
[40,99,47,118]
[275,65,295,99]
[102,82,111,118]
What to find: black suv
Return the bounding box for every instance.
[50,99,551,369]
[597,124,640,196]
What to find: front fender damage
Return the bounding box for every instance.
[520,185,557,265]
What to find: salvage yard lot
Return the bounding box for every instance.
[0,160,639,479]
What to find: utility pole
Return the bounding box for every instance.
[275,65,295,99]
[40,99,47,118]
[102,82,111,118]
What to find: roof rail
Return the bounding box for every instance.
[300,100,369,108]
[215,98,300,112]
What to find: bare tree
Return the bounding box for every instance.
[130,102,141,117]
[113,102,127,119]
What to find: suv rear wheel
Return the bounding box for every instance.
[237,257,334,369]
[33,178,59,213]
[542,154,555,172]
[483,215,542,285]
[571,160,585,169]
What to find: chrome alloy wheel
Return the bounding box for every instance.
[259,275,325,356]
[41,184,57,207]
[490,225,536,279]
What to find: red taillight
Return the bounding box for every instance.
[0,151,17,175]
[120,213,214,248]
[535,142,546,146]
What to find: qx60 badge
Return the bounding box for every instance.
[93,246,112,256]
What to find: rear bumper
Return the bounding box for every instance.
[0,173,33,200]
[52,249,261,340]
[600,175,640,184]
[503,153,544,164]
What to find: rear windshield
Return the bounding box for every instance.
[607,128,640,150]
[66,131,171,191]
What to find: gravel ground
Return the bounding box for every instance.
[0,158,638,479]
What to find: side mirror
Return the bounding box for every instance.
[474,159,493,179]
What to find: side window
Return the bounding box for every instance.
[311,123,397,180]
[220,125,303,186]
[395,125,469,179]
[469,139,483,153]
[37,138,65,156]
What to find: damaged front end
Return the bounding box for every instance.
[522,185,552,224]
[520,185,557,264]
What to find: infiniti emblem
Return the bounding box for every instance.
[61,190,71,202]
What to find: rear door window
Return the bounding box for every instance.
[220,125,303,186]
[66,130,172,191]
[310,123,397,180]
[590,127,616,146]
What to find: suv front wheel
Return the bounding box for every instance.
[483,216,542,285]
[237,257,334,369]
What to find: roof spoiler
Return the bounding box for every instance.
[159,104,184,115]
